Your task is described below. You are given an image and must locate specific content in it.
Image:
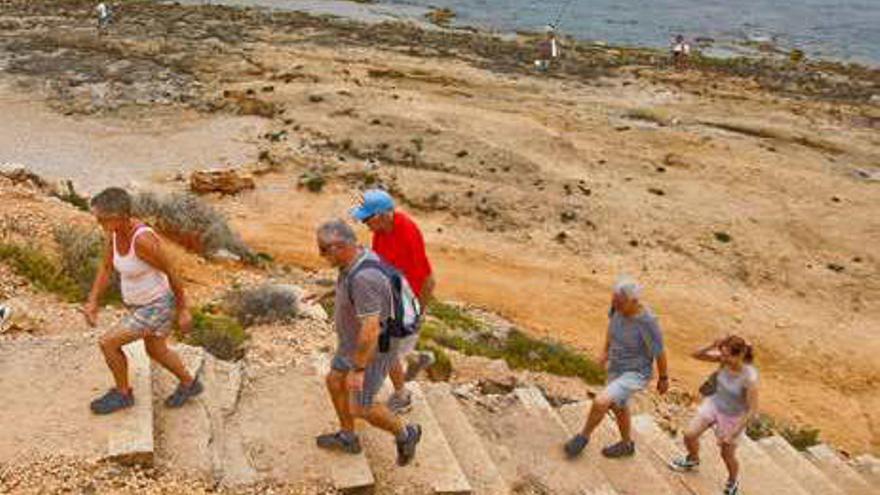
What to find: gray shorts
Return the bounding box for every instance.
[331,351,397,408]
[122,292,175,337]
[604,371,650,408]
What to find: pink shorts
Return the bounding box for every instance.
[697,400,746,445]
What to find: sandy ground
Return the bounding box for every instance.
[0,0,878,456]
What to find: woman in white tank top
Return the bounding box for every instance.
[84,187,202,415]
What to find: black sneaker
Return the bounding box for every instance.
[723,479,740,495]
[396,423,422,466]
[165,377,204,408]
[669,455,700,472]
[90,388,134,415]
[316,431,362,454]
[564,434,590,459]
[601,440,635,458]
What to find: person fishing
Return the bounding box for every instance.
[535,27,560,72]
[671,34,691,70]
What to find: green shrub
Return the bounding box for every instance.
[185,308,248,361]
[420,303,605,385]
[416,339,453,381]
[780,424,821,451]
[0,243,81,301]
[746,413,820,451]
[53,225,121,302]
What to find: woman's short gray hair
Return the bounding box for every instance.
[316,219,357,246]
[613,276,643,300]
[90,187,132,216]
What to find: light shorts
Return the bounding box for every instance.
[395,333,418,358]
[122,292,175,337]
[697,399,746,445]
[604,371,650,408]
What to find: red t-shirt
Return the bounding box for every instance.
[372,211,433,298]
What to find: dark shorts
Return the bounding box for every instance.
[332,351,397,408]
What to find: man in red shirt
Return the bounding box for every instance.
[352,189,436,412]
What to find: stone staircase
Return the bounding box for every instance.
[3,336,879,495]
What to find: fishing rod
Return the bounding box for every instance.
[549,0,576,30]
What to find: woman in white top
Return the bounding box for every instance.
[84,187,202,414]
[670,335,759,495]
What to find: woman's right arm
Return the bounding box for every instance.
[691,338,723,362]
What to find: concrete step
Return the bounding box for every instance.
[0,335,154,465]
[152,344,257,486]
[236,356,375,493]
[852,455,880,489]
[462,385,616,495]
[807,444,874,495]
[632,414,728,494]
[422,382,510,495]
[756,435,844,495]
[557,401,681,495]
[359,381,472,494]
[734,435,811,495]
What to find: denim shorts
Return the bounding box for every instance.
[604,371,650,408]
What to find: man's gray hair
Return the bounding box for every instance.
[316,219,357,246]
[613,275,643,300]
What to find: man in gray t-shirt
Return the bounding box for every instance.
[313,220,422,467]
[565,277,670,460]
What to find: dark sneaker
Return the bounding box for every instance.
[165,377,204,408]
[669,455,700,472]
[564,434,590,459]
[723,479,740,495]
[387,389,413,413]
[602,440,635,458]
[396,423,422,466]
[404,351,436,382]
[91,388,134,415]
[316,431,362,454]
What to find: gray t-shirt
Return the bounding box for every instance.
[334,250,393,363]
[712,365,758,416]
[607,309,664,378]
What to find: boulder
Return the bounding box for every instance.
[190,169,255,195]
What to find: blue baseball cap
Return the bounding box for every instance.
[351,189,395,222]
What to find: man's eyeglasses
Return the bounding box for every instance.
[318,242,340,255]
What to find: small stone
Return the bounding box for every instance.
[826,263,845,273]
[455,150,469,158]
[555,231,569,243]
[308,94,324,103]
[648,187,665,196]
[560,211,577,223]
[714,231,732,243]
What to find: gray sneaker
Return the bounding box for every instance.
[387,389,413,413]
[602,441,635,458]
[404,351,436,382]
[317,431,362,454]
[165,377,204,408]
[669,455,700,472]
[396,423,422,466]
[91,388,134,415]
[564,434,590,459]
[723,479,740,495]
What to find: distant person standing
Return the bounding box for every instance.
[96,2,112,33]
[534,27,560,72]
[352,189,436,412]
[671,34,691,70]
[670,335,759,495]
[564,277,669,459]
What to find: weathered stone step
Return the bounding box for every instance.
[807,444,874,495]
[235,355,374,493]
[734,435,811,495]
[632,413,727,494]
[462,385,616,495]
[0,335,154,466]
[422,382,510,495]
[756,435,844,495]
[557,401,681,495]
[852,455,880,489]
[360,381,472,494]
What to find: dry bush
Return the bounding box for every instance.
[224,284,301,327]
[133,192,256,263]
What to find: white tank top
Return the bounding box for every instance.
[113,225,171,306]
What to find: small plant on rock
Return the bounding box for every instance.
[224,284,301,327]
